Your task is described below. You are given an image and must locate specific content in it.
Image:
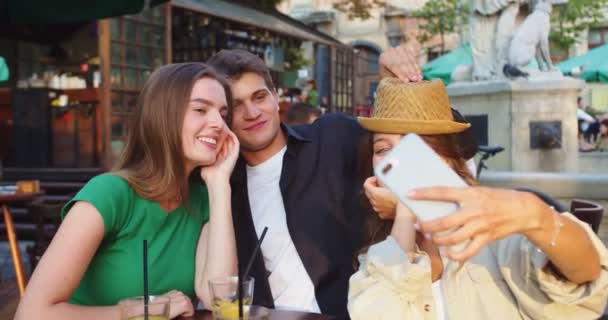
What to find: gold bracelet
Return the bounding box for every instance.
[549,207,564,247]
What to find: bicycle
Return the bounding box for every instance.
[476,145,505,179]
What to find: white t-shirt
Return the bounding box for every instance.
[246,146,321,313]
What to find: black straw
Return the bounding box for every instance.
[143,240,149,320]
[238,226,268,319]
[243,227,268,279]
[237,263,243,319]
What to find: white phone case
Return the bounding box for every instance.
[374,133,468,222]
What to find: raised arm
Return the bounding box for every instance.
[414,187,603,284]
[195,130,239,308]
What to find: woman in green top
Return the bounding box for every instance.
[15,63,239,319]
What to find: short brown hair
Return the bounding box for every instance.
[306,79,316,89]
[284,102,322,126]
[207,49,275,91]
[113,63,232,203]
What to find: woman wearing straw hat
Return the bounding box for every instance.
[348,78,608,320]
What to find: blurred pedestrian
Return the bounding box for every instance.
[301,79,319,106]
[284,102,322,126]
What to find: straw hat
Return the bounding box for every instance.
[358,78,470,134]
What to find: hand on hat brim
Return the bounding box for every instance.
[379,45,423,82]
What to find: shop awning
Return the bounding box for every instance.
[557,44,608,83]
[4,0,167,24]
[0,57,8,82]
[422,44,471,85]
[422,44,540,85]
[171,0,344,47]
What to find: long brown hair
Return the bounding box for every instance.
[113,63,232,203]
[356,131,477,259]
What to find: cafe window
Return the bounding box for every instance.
[332,47,354,113]
[172,8,221,63]
[171,7,278,64]
[589,27,608,49]
[109,6,166,154]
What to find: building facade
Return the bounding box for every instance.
[0,0,354,172]
[278,0,460,107]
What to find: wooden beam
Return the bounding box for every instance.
[98,19,112,169]
[165,3,173,63]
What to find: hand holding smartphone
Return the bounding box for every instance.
[374,133,468,222]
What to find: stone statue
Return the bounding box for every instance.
[504,0,558,78]
[470,0,522,80]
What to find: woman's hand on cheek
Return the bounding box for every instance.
[363,176,398,220]
[200,127,240,185]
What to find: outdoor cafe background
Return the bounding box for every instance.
[0,2,359,308]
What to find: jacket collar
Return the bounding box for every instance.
[231,122,310,182]
[283,122,311,144]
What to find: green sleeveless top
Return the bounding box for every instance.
[61,174,209,305]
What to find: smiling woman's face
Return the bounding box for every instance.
[372,133,404,169]
[181,77,229,171]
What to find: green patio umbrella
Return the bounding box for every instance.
[0,57,8,82]
[557,44,608,83]
[422,44,472,85]
[422,44,539,85]
[5,0,167,24]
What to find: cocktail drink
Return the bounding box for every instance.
[215,305,270,320]
[209,276,254,319]
[119,296,170,320]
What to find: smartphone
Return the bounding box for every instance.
[374,133,468,222]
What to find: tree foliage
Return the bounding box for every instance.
[284,46,312,71]
[333,0,386,20]
[413,0,467,54]
[550,0,608,52]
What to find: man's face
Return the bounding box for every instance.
[601,124,608,137]
[230,72,281,152]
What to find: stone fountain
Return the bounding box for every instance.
[448,0,582,172]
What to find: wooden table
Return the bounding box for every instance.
[1,192,44,296]
[180,308,334,320]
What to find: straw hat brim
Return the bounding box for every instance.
[358,117,471,135]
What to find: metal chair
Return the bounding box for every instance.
[2,205,27,296]
[26,200,64,270]
[570,199,604,234]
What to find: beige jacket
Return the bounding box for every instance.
[348,213,608,320]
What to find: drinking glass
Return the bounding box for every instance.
[215,305,270,320]
[209,276,254,319]
[119,296,170,320]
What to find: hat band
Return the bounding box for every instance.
[358,117,470,135]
